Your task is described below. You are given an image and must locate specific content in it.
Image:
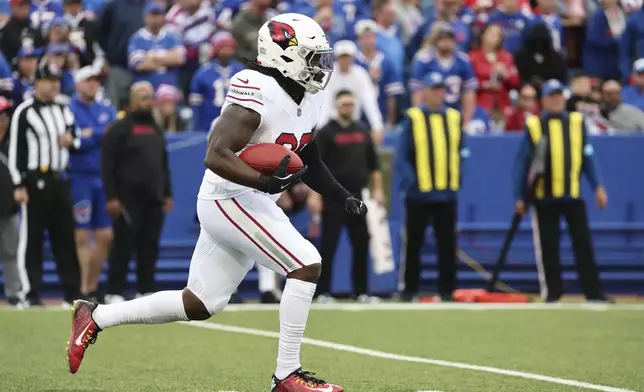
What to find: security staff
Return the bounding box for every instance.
[395,72,469,302]
[101,81,173,302]
[514,79,609,303]
[309,90,385,303]
[7,61,81,306]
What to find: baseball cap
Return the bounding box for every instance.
[145,2,165,14]
[17,46,42,58]
[46,43,71,55]
[542,79,565,96]
[355,19,377,37]
[633,58,644,73]
[74,66,101,84]
[429,21,455,39]
[35,62,63,80]
[424,72,445,88]
[333,40,357,57]
[9,0,29,5]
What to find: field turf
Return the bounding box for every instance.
[1,303,643,392]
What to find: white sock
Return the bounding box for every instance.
[275,278,316,380]
[92,290,188,329]
[258,265,277,293]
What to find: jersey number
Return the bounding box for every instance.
[275,132,313,154]
[213,79,228,107]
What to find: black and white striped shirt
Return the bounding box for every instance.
[7,97,78,186]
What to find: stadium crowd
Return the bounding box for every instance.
[0,0,643,134]
[1,0,644,305]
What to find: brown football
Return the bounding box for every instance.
[239,143,304,175]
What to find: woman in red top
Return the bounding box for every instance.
[469,24,520,114]
[504,83,540,131]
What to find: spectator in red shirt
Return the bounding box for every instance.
[469,24,519,114]
[504,82,539,131]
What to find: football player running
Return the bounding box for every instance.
[67,13,367,392]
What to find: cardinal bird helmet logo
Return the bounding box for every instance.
[268,21,298,50]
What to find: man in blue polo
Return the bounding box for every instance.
[68,66,117,303]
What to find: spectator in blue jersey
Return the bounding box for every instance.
[410,22,477,124]
[42,43,77,97]
[354,19,404,126]
[290,0,369,41]
[622,58,644,111]
[30,0,65,34]
[619,5,644,82]
[513,22,567,89]
[406,0,472,59]
[0,51,13,98]
[68,66,117,303]
[98,0,146,107]
[487,0,533,53]
[215,0,248,30]
[464,106,496,133]
[583,0,625,81]
[373,0,406,74]
[531,0,564,52]
[128,2,186,91]
[10,47,41,106]
[189,32,245,132]
[313,5,341,44]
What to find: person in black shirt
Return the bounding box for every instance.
[0,0,45,61]
[63,0,105,69]
[0,97,23,306]
[101,81,173,300]
[309,90,384,303]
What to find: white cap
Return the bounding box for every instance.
[74,66,101,84]
[634,58,644,73]
[333,40,357,57]
[355,19,377,37]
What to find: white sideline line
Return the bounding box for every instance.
[184,321,638,392]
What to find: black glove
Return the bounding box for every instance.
[257,155,308,195]
[345,196,368,217]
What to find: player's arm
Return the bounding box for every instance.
[204,104,264,188]
[299,130,367,216]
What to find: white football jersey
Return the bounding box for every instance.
[198,69,325,202]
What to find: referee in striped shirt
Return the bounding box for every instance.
[8,61,81,306]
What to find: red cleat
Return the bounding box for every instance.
[271,368,343,392]
[67,300,101,374]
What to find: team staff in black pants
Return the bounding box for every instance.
[514,79,609,303]
[101,81,173,302]
[394,73,469,302]
[7,62,81,306]
[309,90,385,303]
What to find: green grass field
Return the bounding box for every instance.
[1,303,643,392]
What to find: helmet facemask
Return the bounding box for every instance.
[294,45,333,93]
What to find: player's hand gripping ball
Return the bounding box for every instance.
[239,143,304,175]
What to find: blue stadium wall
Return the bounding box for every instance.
[21,133,644,298]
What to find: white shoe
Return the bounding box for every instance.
[356,294,381,304]
[316,294,337,304]
[105,294,126,304]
